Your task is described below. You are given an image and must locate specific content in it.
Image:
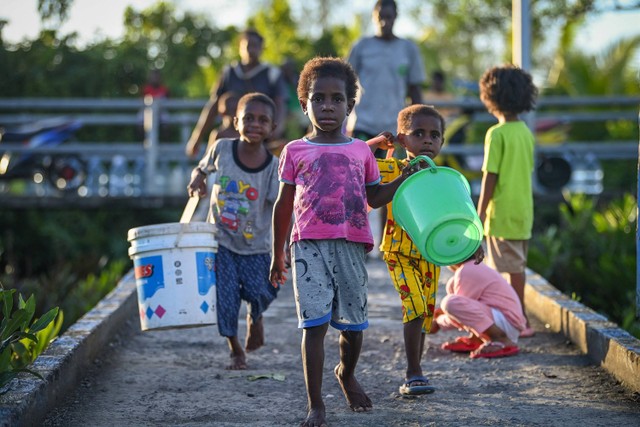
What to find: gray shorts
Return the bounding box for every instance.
[292,239,368,330]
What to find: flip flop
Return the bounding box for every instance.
[470,341,519,359]
[398,375,436,395]
[441,336,483,353]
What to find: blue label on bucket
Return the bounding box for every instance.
[196,251,216,296]
[134,255,164,303]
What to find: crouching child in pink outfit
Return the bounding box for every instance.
[431,257,527,359]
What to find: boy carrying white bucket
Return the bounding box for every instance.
[187,92,280,370]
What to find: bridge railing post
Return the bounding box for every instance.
[636,107,639,319]
[143,96,160,195]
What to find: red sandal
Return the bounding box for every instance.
[441,336,483,353]
[470,341,519,359]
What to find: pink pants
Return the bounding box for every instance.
[440,294,495,336]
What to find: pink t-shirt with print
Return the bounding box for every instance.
[278,137,381,252]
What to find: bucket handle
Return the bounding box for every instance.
[174,197,200,247]
[408,155,437,173]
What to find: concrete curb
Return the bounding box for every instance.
[525,268,640,393]
[1,267,639,426]
[0,271,138,427]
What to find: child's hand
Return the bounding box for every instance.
[473,246,485,264]
[269,254,288,288]
[187,168,207,197]
[400,158,428,179]
[366,132,395,151]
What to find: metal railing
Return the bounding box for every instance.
[0,96,638,205]
[2,95,638,131]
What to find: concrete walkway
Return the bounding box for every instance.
[1,258,639,426]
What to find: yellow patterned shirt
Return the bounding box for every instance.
[376,158,424,259]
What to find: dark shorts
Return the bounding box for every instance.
[215,245,278,337]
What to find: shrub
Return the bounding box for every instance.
[60,260,127,331]
[0,207,180,333]
[529,193,639,338]
[0,287,61,392]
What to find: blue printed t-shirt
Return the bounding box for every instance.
[278,137,381,252]
[198,138,279,254]
[481,121,534,239]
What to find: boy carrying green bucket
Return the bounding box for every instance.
[367,104,484,396]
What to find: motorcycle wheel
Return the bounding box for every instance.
[46,155,87,192]
[536,155,572,190]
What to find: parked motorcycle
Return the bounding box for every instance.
[0,118,87,192]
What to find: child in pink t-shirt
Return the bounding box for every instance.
[269,57,422,427]
[431,258,527,359]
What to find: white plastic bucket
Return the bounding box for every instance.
[127,222,218,331]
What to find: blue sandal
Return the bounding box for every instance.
[399,375,436,395]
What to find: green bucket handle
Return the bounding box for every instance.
[408,155,437,173]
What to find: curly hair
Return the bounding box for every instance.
[397,104,446,135]
[297,57,358,103]
[479,64,538,115]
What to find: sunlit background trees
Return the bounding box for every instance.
[2,0,639,98]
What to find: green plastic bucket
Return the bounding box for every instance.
[392,156,483,266]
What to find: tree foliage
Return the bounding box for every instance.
[2,0,639,98]
[37,0,73,26]
[121,2,239,97]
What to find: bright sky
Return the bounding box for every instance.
[2,0,640,59]
[0,0,252,44]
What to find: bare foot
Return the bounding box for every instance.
[226,351,247,370]
[300,407,327,427]
[334,365,372,412]
[245,315,264,352]
[225,336,247,370]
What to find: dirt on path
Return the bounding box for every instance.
[43,258,640,427]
